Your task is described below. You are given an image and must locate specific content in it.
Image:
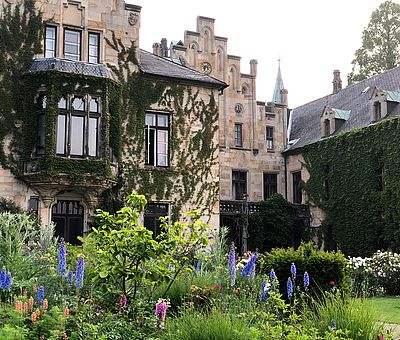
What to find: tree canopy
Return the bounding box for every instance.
[347,0,400,85]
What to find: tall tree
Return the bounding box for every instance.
[348,1,400,85]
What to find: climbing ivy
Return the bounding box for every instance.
[105,34,220,221]
[0,0,43,167]
[298,117,400,257]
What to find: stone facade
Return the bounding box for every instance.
[0,0,224,242]
[154,16,288,204]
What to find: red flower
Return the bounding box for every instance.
[329,281,335,285]
[215,285,221,290]
[233,289,239,295]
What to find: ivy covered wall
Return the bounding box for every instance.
[105,35,220,221]
[298,117,400,257]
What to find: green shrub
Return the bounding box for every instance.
[0,324,28,340]
[258,242,349,298]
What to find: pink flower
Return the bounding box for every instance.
[215,285,221,290]
[119,295,127,308]
[155,298,168,322]
[329,281,335,286]
[234,289,239,295]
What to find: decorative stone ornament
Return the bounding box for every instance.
[128,12,138,26]
[234,103,244,114]
[201,62,212,75]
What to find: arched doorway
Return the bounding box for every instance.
[52,200,84,244]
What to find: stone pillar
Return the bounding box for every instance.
[332,70,342,94]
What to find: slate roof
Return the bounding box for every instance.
[288,66,400,151]
[29,58,118,81]
[139,49,227,89]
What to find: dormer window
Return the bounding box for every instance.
[320,106,350,137]
[324,119,330,136]
[373,101,381,121]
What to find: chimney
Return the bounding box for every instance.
[332,69,342,94]
[160,38,169,57]
[250,59,258,77]
[152,43,161,56]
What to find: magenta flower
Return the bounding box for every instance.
[120,295,127,308]
[155,298,169,324]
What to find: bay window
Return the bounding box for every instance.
[56,95,101,158]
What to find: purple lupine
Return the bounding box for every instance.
[287,277,293,298]
[303,271,310,291]
[241,253,258,278]
[67,270,74,283]
[75,256,85,289]
[57,239,67,276]
[155,299,168,321]
[120,295,127,308]
[290,263,297,280]
[0,266,6,290]
[37,286,45,304]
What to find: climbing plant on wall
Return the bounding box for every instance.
[299,117,400,257]
[105,34,220,221]
[0,0,43,167]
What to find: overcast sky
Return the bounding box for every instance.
[127,0,389,108]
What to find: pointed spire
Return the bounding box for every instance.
[272,58,285,104]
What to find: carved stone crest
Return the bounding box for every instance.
[128,12,138,26]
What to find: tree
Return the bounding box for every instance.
[348,1,400,85]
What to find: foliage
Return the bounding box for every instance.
[0,198,24,214]
[0,0,43,167]
[348,0,400,84]
[300,117,400,256]
[259,242,349,298]
[248,194,304,252]
[348,250,400,296]
[303,289,384,340]
[0,324,28,340]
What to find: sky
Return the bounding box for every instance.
[127,0,390,108]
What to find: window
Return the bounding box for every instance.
[263,173,277,200]
[64,29,81,61]
[266,126,274,150]
[232,170,247,200]
[28,197,39,214]
[45,26,57,58]
[144,203,169,238]
[292,171,302,204]
[88,32,100,63]
[374,102,381,121]
[234,123,243,147]
[145,112,169,167]
[56,95,101,158]
[324,119,330,136]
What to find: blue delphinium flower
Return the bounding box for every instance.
[240,253,257,279]
[195,261,201,273]
[75,256,85,288]
[4,272,12,292]
[290,263,297,280]
[270,268,277,281]
[67,270,74,283]
[37,286,45,304]
[57,239,67,276]
[303,271,310,291]
[259,279,272,302]
[227,246,236,285]
[287,277,293,298]
[0,266,6,290]
[330,320,337,332]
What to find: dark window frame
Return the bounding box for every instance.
[263,173,277,200]
[234,123,243,147]
[292,171,302,204]
[374,101,382,121]
[232,170,247,200]
[44,25,57,58]
[144,203,169,238]
[56,95,101,158]
[145,112,170,167]
[64,28,82,61]
[324,119,330,136]
[88,32,100,64]
[266,126,274,150]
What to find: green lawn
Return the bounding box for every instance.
[366,296,400,324]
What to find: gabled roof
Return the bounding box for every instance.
[139,49,227,90]
[288,66,400,150]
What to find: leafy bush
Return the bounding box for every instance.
[259,242,349,298]
[348,250,400,296]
